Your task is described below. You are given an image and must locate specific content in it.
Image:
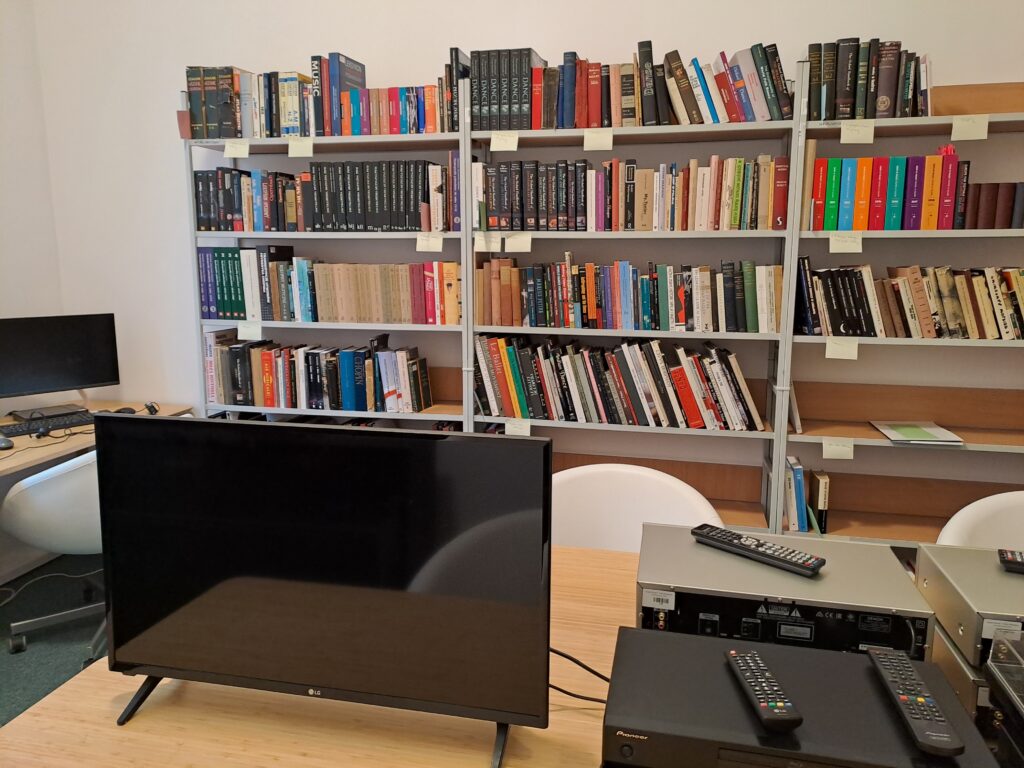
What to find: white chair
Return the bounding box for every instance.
[0,451,106,658]
[552,463,722,552]
[936,491,1024,549]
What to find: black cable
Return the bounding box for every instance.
[0,428,96,460]
[549,684,606,704]
[550,647,610,683]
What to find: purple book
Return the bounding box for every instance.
[902,155,925,230]
[359,89,371,135]
[596,170,605,231]
[450,150,461,232]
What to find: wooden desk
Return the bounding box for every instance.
[0,547,638,767]
[0,401,193,479]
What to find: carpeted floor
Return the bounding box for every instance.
[0,554,105,726]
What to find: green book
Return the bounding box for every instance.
[741,260,758,332]
[731,159,745,229]
[656,264,671,331]
[502,340,530,418]
[823,158,843,231]
[223,248,241,319]
[885,156,907,230]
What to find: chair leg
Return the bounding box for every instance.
[84,618,108,667]
[10,602,105,636]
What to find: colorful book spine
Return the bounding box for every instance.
[885,156,907,230]
[902,155,925,230]
[837,157,858,231]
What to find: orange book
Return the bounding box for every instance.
[340,91,352,136]
[424,85,438,134]
[852,157,872,231]
[585,263,598,326]
[920,155,943,229]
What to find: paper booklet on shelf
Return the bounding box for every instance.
[870,420,964,446]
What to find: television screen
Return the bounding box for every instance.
[96,416,551,727]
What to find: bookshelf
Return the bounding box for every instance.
[182,73,1023,545]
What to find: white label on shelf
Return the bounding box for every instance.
[490,130,519,152]
[223,139,249,158]
[825,337,859,360]
[416,232,444,252]
[822,440,854,460]
[583,128,614,151]
[982,618,1022,640]
[504,233,532,253]
[287,136,314,158]
[951,114,989,141]
[840,120,874,144]
[641,589,676,610]
[505,418,531,436]
[473,232,502,252]
[829,231,863,253]
[237,321,262,340]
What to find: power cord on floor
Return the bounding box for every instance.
[0,568,104,610]
[548,647,610,704]
[548,683,606,704]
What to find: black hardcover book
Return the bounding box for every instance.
[309,163,322,231]
[733,262,747,332]
[637,40,658,126]
[536,163,548,231]
[652,64,673,125]
[312,164,326,232]
[364,162,379,232]
[232,170,244,230]
[600,64,612,127]
[193,172,208,230]
[488,50,500,133]
[556,161,569,230]
[899,52,916,118]
[521,49,545,130]
[612,347,648,426]
[808,44,823,121]
[547,344,576,421]
[484,164,498,230]
[350,161,366,231]
[497,161,511,230]
[524,161,539,230]
[394,160,406,231]
[542,67,559,130]
[449,47,470,131]
[821,42,838,120]
[865,39,880,119]
[200,67,219,138]
[219,168,233,231]
[510,161,523,231]
[624,159,637,231]
[953,161,971,229]
[893,51,908,118]
[835,38,859,119]
[217,67,236,138]
[498,49,512,130]
[604,165,613,229]
[849,269,876,336]
[586,349,617,425]
[575,160,588,230]
[509,48,522,131]
[300,174,314,233]
[328,163,342,232]
[470,50,482,131]
[546,163,558,231]
[833,269,859,335]
[854,40,870,119]
[764,44,793,119]
[566,162,576,230]
[722,261,737,332]
[649,262,659,330]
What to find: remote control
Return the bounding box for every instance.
[691,524,826,577]
[867,648,964,757]
[726,650,803,732]
[999,549,1024,574]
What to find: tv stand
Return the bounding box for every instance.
[116,675,163,725]
[491,722,510,768]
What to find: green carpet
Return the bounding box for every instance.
[0,554,104,726]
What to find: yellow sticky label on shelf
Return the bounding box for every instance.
[825,337,859,360]
[505,418,532,436]
[950,114,989,141]
[583,128,614,151]
[504,233,533,253]
[416,232,444,252]
[840,120,874,144]
[237,321,262,340]
[489,131,519,152]
[288,136,314,157]
[224,139,249,158]
[474,232,502,252]
[829,231,863,253]
[822,440,854,460]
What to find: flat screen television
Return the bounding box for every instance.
[95,415,551,758]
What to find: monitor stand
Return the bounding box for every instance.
[10,390,91,421]
[491,722,510,768]
[116,675,163,725]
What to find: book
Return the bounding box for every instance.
[870,421,963,446]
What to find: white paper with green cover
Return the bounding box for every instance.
[870,420,963,445]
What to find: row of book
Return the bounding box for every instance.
[802,142,1024,231]
[476,255,784,334]
[192,156,461,233]
[469,41,793,131]
[795,258,1024,340]
[783,458,829,533]
[197,246,461,325]
[473,335,765,432]
[204,330,436,413]
[471,155,790,233]
[807,38,930,121]
[185,50,469,139]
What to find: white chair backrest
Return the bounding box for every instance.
[936,491,1024,549]
[1,451,101,555]
[552,463,722,552]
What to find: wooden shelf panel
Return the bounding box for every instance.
[473,229,784,240]
[187,134,458,153]
[475,326,779,341]
[209,403,462,421]
[790,419,1024,453]
[201,320,461,333]
[715,500,769,529]
[195,231,460,240]
[800,229,1024,239]
[471,121,793,148]
[793,336,1024,348]
[805,112,1024,138]
[824,509,946,544]
[478,415,774,440]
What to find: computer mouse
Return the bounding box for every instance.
[114,407,137,414]
[0,437,13,450]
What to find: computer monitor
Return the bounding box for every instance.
[96,416,552,742]
[0,314,119,398]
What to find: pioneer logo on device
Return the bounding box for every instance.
[615,730,649,740]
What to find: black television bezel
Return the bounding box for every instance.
[96,415,552,729]
[0,313,120,398]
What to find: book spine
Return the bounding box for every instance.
[749,44,782,121]
[807,44,822,121]
[953,161,971,229]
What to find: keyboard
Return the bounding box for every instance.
[1,411,94,437]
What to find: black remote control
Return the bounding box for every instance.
[999,549,1024,574]
[726,650,803,732]
[691,524,826,577]
[867,648,964,757]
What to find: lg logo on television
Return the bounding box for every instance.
[308,689,321,697]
